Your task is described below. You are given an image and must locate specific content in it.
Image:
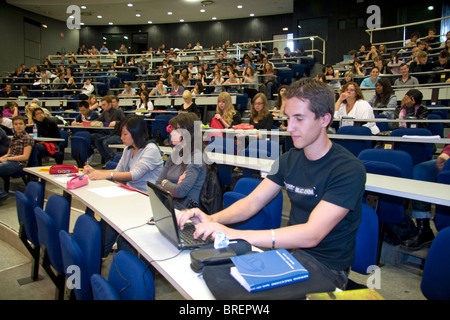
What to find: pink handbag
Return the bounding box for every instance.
[67,175,89,189]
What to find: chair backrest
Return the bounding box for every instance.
[443,160,450,172]
[358,149,413,179]
[90,274,120,300]
[427,105,448,120]
[58,130,69,150]
[107,250,155,300]
[34,195,70,274]
[374,114,390,133]
[351,203,379,274]
[207,137,236,155]
[389,128,433,165]
[24,181,44,209]
[15,191,40,246]
[59,214,102,300]
[224,178,283,230]
[70,136,90,167]
[335,126,373,157]
[434,171,450,232]
[426,114,444,138]
[74,131,91,145]
[421,226,450,300]
[241,139,280,159]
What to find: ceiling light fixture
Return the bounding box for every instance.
[128,3,133,7]
[148,21,152,24]
[180,19,184,22]
[212,17,217,20]
[250,13,255,17]
[80,5,86,9]
[109,22,113,25]
[168,12,173,15]
[237,5,243,9]
[97,15,102,19]
[136,13,141,17]
[200,9,205,12]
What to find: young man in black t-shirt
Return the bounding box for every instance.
[177,79,366,290]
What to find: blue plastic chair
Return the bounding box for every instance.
[351,203,379,274]
[335,126,373,157]
[91,250,155,300]
[291,64,306,80]
[59,214,102,300]
[223,178,283,230]
[358,149,414,263]
[426,113,444,138]
[207,137,237,188]
[374,114,390,133]
[421,226,450,300]
[105,153,122,170]
[70,131,91,168]
[389,128,434,165]
[15,181,44,281]
[434,171,450,232]
[34,194,71,299]
[277,69,293,85]
[152,114,174,143]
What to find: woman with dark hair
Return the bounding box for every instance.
[368,78,397,120]
[84,115,163,192]
[394,89,429,129]
[157,112,206,210]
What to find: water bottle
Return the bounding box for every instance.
[32,123,37,138]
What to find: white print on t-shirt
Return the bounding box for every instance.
[285,183,317,197]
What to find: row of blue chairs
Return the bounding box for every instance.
[15,182,155,300]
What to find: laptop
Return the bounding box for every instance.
[146,181,211,250]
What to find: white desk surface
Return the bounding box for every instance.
[24,167,215,300]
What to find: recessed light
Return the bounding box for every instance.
[148,20,152,24]
[283,27,288,31]
[250,13,254,17]
[212,17,217,20]
[200,9,205,13]
[128,3,133,7]
[81,5,86,9]
[180,19,184,22]
[97,15,102,19]
[136,13,141,17]
[80,22,85,25]
[168,12,173,15]
[237,5,243,9]
[428,6,434,10]
[109,22,113,25]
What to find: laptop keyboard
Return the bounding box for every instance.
[179,223,212,245]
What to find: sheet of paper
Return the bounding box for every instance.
[87,186,135,198]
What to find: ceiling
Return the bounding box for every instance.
[6,0,294,26]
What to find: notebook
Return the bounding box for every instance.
[146,181,211,250]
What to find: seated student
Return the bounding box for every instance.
[394,63,420,86]
[249,93,274,130]
[0,127,9,157]
[32,107,63,165]
[84,115,164,257]
[223,69,242,94]
[1,84,17,99]
[210,92,241,129]
[0,116,34,202]
[119,83,137,97]
[0,110,13,136]
[169,77,185,96]
[177,90,200,118]
[401,133,450,250]
[409,51,433,74]
[137,90,154,111]
[2,101,19,118]
[79,78,94,100]
[367,78,397,120]
[88,94,99,111]
[334,81,380,135]
[156,112,206,210]
[177,79,366,290]
[71,100,99,125]
[90,96,125,164]
[150,80,168,96]
[359,67,381,88]
[209,70,225,93]
[393,89,429,129]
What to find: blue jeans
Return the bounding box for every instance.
[0,161,23,196]
[96,134,122,162]
[412,159,438,219]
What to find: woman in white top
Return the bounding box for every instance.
[137,90,154,111]
[334,82,379,135]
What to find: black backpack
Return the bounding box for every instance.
[199,165,223,215]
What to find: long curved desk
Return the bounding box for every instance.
[24,167,215,300]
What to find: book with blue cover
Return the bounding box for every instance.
[230,249,309,293]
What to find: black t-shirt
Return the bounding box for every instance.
[267,142,366,271]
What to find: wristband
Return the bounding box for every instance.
[110,172,114,180]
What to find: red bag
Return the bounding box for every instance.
[232,124,254,130]
[49,164,79,174]
[207,117,225,141]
